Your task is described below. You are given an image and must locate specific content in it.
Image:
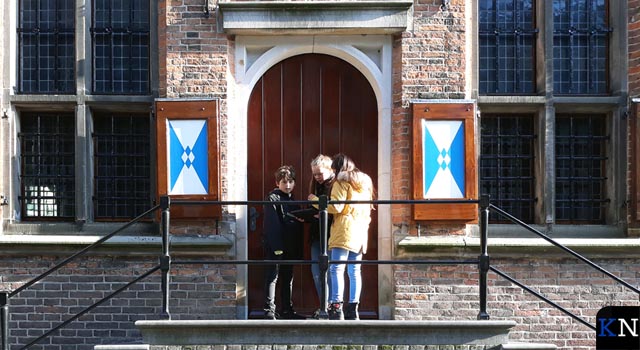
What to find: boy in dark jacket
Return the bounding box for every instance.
[263,165,305,319]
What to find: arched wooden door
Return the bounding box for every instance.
[247,53,378,318]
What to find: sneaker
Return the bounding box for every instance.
[328,302,344,320]
[311,308,329,320]
[280,309,306,320]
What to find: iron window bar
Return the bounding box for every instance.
[18,114,75,219]
[480,115,536,223]
[92,114,151,219]
[555,115,608,223]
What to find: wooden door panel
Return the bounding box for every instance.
[248,53,378,318]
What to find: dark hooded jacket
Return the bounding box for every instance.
[263,189,303,258]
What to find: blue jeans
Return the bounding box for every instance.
[311,239,332,308]
[329,247,362,303]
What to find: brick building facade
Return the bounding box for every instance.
[1,1,639,349]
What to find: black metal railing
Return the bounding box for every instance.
[487,203,640,331]
[1,202,162,350]
[2,194,639,349]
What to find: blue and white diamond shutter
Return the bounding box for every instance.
[422,120,465,198]
[167,120,209,195]
[155,99,221,219]
[412,102,478,221]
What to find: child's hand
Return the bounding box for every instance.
[308,194,318,200]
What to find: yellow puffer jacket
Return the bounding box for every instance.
[323,171,373,254]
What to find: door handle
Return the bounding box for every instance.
[249,206,259,231]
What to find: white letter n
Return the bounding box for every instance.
[618,318,638,337]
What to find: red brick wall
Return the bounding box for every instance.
[391,0,468,234]
[160,0,228,99]
[630,1,640,96]
[158,0,230,223]
[394,257,640,350]
[630,1,640,230]
[1,255,236,350]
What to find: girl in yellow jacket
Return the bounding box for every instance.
[309,153,374,320]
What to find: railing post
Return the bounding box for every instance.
[317,195,329,319]
[1,291,8,350]
[160,195,171,320]
[477,194,490,320]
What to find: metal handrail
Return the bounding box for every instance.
[489,266,595,330]
[9,204,161,298]
[4,194,636,349]
[490,204,640,296]
[19,266,161,350]
[1,196,485,349]
[488,203,640,331]
[1,202,164,350]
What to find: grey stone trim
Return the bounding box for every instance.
[0,233,233,256]
[397,235,640,258]
[219,1,413,35]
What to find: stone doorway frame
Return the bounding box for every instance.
[227,35,394,319]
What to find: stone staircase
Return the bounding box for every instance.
[94,320,557,350]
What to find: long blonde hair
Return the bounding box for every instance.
[331,153,375,199]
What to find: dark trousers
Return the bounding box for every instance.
[263,251,294,312]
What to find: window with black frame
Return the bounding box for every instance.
[479,0,537,94]
[16,0,154,223]
[553,0,610,95]
[19,114,76,220]
[555,115,608,224]
[92,0,150,94]
[92,114,151,220]
[17,0,75,94]
[480,115,536,223]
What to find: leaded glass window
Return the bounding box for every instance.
[92,0,150,94]
[18,0,75,94]
[553,0,610,94]
[479,0,537,94]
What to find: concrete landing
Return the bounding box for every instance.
[135,319,517,346]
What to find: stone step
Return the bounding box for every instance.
[134,319,516,346]
[492,343,557,350]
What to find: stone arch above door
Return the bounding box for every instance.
[228,35,394,319]
[237,36,391,111]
